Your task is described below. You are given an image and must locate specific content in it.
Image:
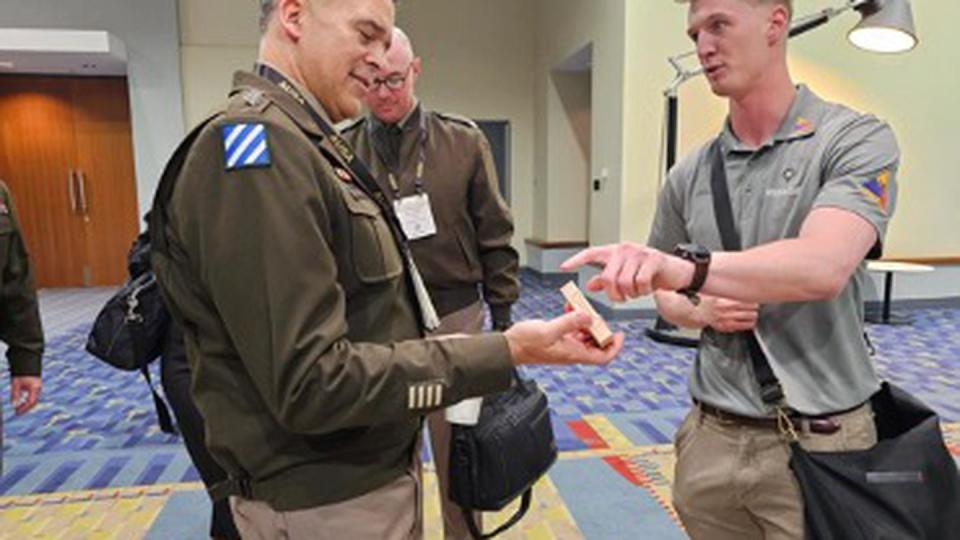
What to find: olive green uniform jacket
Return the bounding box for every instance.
[0,181,44,474]
[151,71,513,511]
[342,106,519,323]
[0,182,43,378]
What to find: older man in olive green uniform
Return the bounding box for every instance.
[342,28,518,539]
[561,0,899,538]
[0,181,44,475]
[150,1,621,539]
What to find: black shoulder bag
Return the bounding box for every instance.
[85,230,174,434]
[708,140,960,539]
[448,371,558,539]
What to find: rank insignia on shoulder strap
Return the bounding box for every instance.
[222,123,271,171]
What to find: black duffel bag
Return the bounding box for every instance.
[449,372,558,539]
[86,270,168,371]
[789,382,960,540]
[86,231,175,433]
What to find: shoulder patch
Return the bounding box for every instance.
[861,170,891,213]
[436,112,478,129]
[222,123,271,171]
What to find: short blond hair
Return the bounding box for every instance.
[677,0,793,19]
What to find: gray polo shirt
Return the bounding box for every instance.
[649,85,900,417]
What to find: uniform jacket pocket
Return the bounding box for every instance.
[342,188,403,283]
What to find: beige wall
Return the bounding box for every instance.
[621,1,692,243]
[534,0,627,245]
[394,0,537,261]
[178,0,259,128]
[543,69,591,241]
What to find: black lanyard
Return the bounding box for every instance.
[254,63,410,244]
[369,111,428,196]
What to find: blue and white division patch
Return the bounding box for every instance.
[222,123,271,170]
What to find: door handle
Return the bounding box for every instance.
[68,170,79,213]
[77,169,90,221]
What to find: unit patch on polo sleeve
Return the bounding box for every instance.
[222,123,271,170]
[861,170,891,212]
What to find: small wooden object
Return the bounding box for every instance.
[560,281,614,348]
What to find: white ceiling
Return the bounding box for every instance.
[0,28,127,76]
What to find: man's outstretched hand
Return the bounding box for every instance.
[505,311,623,367]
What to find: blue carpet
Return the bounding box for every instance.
[1,272,958,539]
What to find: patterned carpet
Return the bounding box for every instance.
[1,272,959,539]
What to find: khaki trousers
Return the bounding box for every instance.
[230,463,422,540]
[427,300,486,540]
[672,402,877,540]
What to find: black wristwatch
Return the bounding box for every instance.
[673,243,711,301]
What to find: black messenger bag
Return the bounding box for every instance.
[707,141,960,539]
[449,372,558,539]
[789,382,960,539]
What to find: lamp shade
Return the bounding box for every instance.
[848,0,918,53]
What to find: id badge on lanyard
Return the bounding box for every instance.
[393,192,437,240]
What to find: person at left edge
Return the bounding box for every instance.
[0,181,44,475]
[149,1,624,539]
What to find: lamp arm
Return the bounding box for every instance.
[790,0,871,38]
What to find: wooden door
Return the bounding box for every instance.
[71,77,140,286]
[0,75,139,287]
[0,76,88,287]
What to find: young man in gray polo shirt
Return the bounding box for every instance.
[562,0,899,537]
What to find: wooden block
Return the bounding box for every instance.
[560,281,614,348]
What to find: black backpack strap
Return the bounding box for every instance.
[462,489,532,540]
[139,361,177,434]
[707,141,785,408]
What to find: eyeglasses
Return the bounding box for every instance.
[370,63,413,91]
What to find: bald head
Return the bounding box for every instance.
[365,26,421,124]
[382,27,415,72]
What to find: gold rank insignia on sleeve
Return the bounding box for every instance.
[408,381,444,411]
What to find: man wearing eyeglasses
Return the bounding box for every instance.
[343,28,519,540]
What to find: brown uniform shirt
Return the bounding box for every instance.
[151,71,513,511]
[0,181,43,377]
[342,106,519,322]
